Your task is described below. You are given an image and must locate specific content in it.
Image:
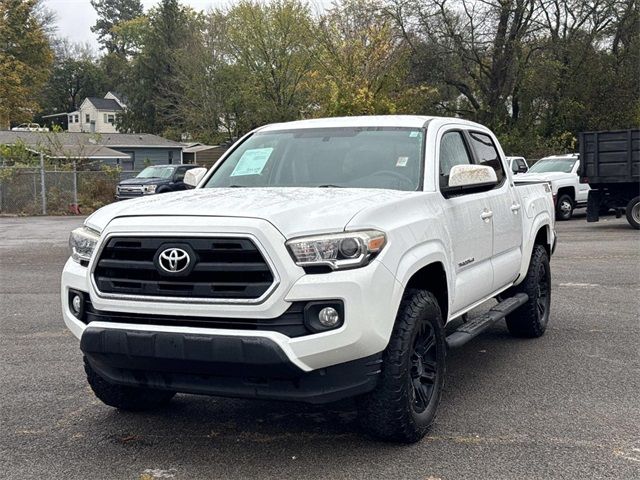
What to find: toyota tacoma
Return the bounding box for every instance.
[62,116,556,443]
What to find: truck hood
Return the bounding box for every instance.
[86,187,415,238]
[517,172,574,183]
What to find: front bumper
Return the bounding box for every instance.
[62,216,404,376]
[81,326,382,403]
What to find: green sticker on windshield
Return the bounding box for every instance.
[230,148,273,176]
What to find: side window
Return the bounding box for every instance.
[467,131,505,184]
[511,159,519,173]
[174,168,187,182]
[439,131,473,189]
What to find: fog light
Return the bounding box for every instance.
[318,307,340,327]
[71,294,82,315]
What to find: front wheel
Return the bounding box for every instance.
[625,196,640,230]
[358,289,446,443]
[555,194,574,221]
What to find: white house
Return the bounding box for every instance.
[67,92,126,133]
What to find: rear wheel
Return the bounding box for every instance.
[625,196,640,230]
[358,289,446,443]
[84,357,175,411]
[555,194,573,221]
[505,245,551,338]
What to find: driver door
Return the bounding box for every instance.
[437,129,494,314]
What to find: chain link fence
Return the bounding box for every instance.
[0,167,139,215]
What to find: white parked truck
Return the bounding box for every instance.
[519,154,589,220]
[62,116,556,443]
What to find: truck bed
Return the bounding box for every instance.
[579,129,640,185]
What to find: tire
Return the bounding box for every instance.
[555,194,574,221]
[156,187,170,194]
[358,289,446,443]
[84,357,175,411]
[505,245,551,338]
[625,196,640,230]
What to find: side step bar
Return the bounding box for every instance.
[446,293,529,348]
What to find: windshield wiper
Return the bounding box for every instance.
[317,184,343,188]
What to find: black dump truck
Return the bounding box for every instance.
[579,129,640,229]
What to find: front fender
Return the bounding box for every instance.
[391,239,452,316]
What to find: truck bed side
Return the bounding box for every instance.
[579,129,640,185]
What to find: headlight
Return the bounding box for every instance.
[144,185,157,194]
[69,226,100,264]
[286,230,386,270]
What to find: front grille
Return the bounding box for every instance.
[118,185,143,193]
[93,236,275,301]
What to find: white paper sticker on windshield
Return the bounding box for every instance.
[230,148,273,176]
[396,156,409,167]
[409,131,420,138]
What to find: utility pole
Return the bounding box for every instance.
[40,152,46,215]
[72,159,79,214]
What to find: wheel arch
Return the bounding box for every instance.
[534,224,552,257]
[556,185,575,201]
[515,218,554,285]
[394,240,452,324]
[404,262,449,324]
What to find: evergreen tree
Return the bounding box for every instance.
[90,0,144,55]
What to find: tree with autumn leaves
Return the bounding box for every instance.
[1,0,638,158]
[0,0,53,129]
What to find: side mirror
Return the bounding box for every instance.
[184,167,207,188]
[445,164,498,193]
[517,164,528,174]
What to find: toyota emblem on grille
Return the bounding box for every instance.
[158,247,190,273]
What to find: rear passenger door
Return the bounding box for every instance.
[466,131,523,291]
[437,129,495,314]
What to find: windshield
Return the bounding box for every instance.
[528,158,576,174]
[136,166,175,179]
[203,127,424,191]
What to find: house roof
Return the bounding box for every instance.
[84,97,124,111]
[0,131,184,149]
[106,91,128,105]
[183,144,225,153]
[34,145,131,159]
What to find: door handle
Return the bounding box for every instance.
[480,210,493,221]
[511,203,522,213]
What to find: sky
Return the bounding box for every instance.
[44,0,330,52]
[44,0,227,51]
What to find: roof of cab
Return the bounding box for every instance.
[257,115,485,132]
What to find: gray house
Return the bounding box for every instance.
[0,131,184,171]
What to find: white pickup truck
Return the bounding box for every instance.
[62,116,556,443]
[519,154,589,220]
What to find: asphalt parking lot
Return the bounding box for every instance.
[1,213,639,480]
